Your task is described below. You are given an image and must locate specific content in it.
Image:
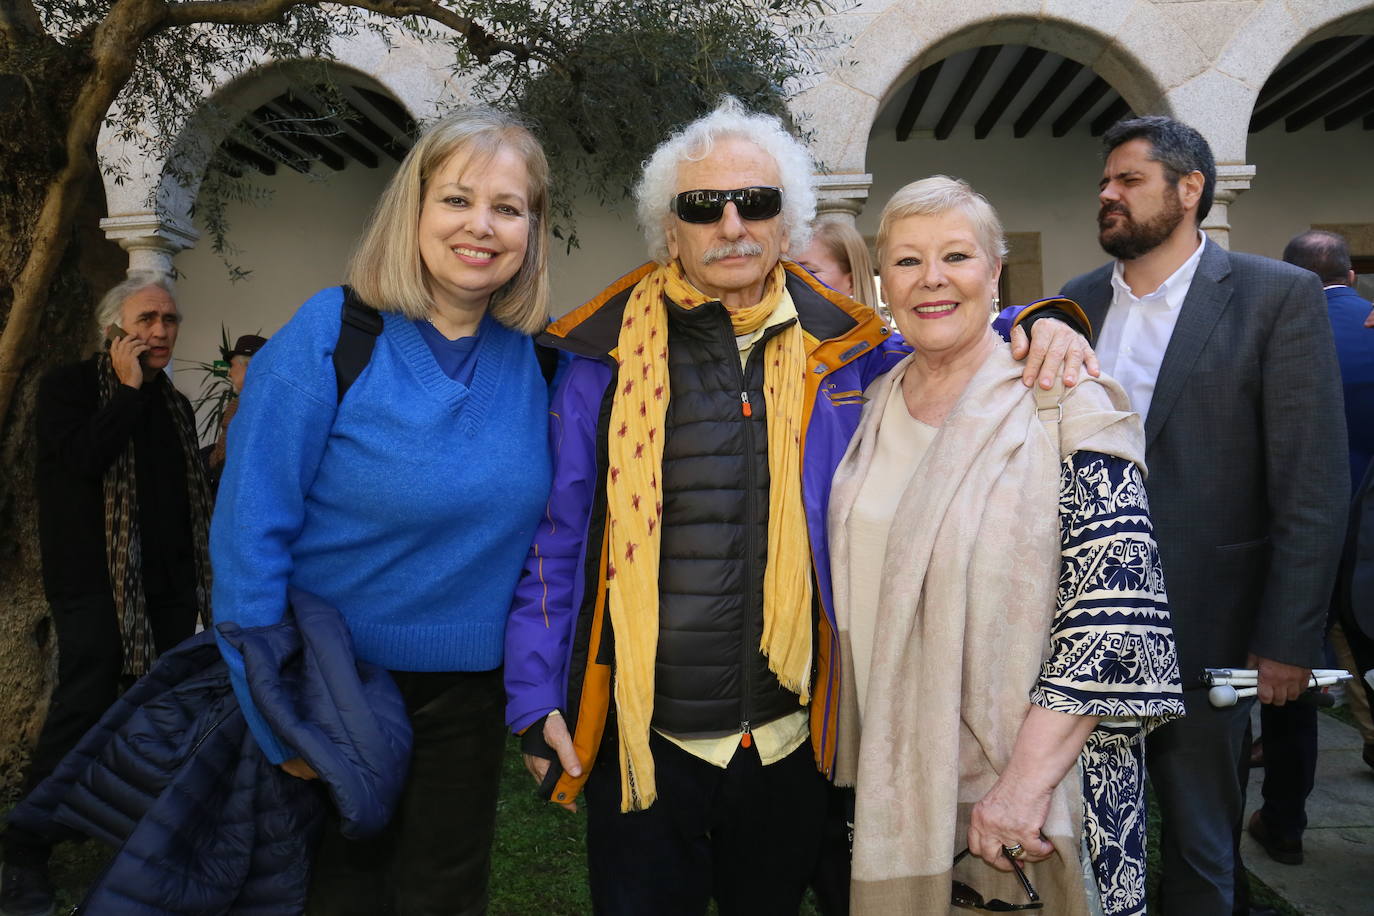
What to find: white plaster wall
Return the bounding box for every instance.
[1230,125,1374,260]
[168,158,647,410]
[170,161,393,404]
[858,122,1374,298]
[168,117,1374,413]
[858,130,1108,296]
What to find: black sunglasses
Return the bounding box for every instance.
[671,186,783,224]
[951,847,1043,911]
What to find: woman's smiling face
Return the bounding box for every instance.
[881,209,1001,359]
[417,144,531,314]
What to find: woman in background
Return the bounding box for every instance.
[794,213,879,309]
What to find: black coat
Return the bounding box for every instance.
[7,589,412,915]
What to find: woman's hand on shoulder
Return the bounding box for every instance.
[967,773,1056,871]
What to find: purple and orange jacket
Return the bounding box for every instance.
[503,260,1068,805]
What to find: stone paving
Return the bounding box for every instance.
[1242,707,1374,916]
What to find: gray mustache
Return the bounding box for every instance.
[702,241,764,264]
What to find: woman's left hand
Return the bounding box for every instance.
[967,773,1056,871]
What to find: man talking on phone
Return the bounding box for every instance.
[0,272,213,916]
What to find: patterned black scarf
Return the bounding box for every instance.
[96,354,214,676]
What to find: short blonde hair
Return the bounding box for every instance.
[347,107,550,335]
[875,175,1008,267]
[809,216,877,308]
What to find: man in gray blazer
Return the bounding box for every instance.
[1060,116,1347,916]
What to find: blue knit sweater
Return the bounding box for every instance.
[211,287,551,762]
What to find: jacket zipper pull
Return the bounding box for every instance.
[740,721,753,749]
[740,391,753,418]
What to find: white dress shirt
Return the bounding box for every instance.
[1095,231,1207,419]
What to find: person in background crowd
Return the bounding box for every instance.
[1060,116,1349,916]
[831,175,1183,915]
[504,97,1096,916]
[1,272,212,916]
[210,106,553,915]
[1244,231,1374,868]
[794,214,879,309]
[205,333,267,494]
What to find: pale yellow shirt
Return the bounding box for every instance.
[844,370,937,719]
[658,293,810,768]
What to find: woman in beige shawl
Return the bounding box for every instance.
[828,176,1184,915]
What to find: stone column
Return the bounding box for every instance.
[813,172,874,223]
[1201,164,1255,250]
[98,213,200,277]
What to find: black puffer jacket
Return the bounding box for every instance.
[652,298,800,736]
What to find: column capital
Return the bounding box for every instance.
[99,214,199,275]
[1201,164,1255,250]
[813,172,874,218]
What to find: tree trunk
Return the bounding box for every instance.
[0,46,124,798]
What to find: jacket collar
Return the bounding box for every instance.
[540,260,880,361]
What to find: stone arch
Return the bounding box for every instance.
[794,0,1188,176]
[97,34,453,247]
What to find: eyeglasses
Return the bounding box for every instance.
[951,848,1043,911]
[671,186,783,224]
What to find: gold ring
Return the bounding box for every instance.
[1003,843,1025,859]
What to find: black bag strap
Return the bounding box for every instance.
[334,285,383,404]
[334,290,557,402]
[535,340,559,387]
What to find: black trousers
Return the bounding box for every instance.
[1256,700,1318,840]
[585,725,828,916]
[3,589,198,868]
[1147,689,1254,916]
[305,667,506,916]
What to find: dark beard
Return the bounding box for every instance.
[1098,188,1185,260]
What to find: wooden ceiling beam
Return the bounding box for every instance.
[339,84,415,161]
[1284,75,1374,131]
[1324,85,1374,130]
[1052,76,1111,137]
[1255,35,1363,109]
[974,46,1046,139]
[222,140,277,176]
[284,89,379,170]
[242,116,312,173]
[935,46,1001,140]
[1251,38,1374,132]
[1014,58,1082,138]
[1089,96,1132,136]
[896,59,944,141]
[260,101,347,171]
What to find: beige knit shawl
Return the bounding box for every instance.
[828,343,1144,915]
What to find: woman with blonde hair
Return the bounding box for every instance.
[210,106,554,913]
[794,213,879,308]
[829,176,1183,915]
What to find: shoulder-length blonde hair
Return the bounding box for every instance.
[347,107,551,335]
[809,215,878,308]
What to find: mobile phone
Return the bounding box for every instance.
[104,324,149,365]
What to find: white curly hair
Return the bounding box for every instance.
[634,97,816,264]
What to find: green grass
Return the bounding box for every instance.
[6,745,1292,914]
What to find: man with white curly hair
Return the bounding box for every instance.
[1,272,212,916]
[503,98,1092,914]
